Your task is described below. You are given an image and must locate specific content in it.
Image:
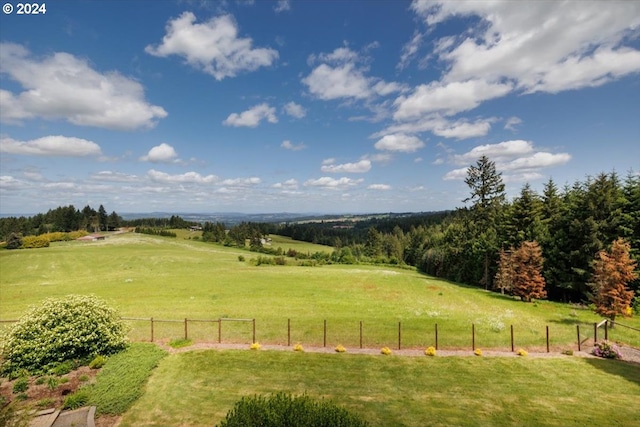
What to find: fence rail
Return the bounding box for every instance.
[2,316,637,352]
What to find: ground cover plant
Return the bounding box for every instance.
[119,350,640,427]
[1,233,639,350]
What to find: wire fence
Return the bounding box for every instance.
[3,317,637,352]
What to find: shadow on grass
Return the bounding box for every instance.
[584,357,640,386]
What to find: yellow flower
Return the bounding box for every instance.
[293,343,304,352]
[474,348,483,356]
[250,342,261,350]
[425,346,436,356]
[381,346,392,355]
[516,348,528,356]
[335,344,346,353]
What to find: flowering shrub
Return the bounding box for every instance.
[516,348,528,357]
[335,344,346,353]
[0,295,128,375]
[474,348,483,356]
[293,343,304,352]
[250,342,261,350]
[425,346,436,357]
[380,346,392,355]
[592,341,622,359]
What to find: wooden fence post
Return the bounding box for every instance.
[398,322,402,350]
[150,317,154,342]
[546,325,550,353]
[253,319,256,343]
[510,325,514,352]
[184,318,188,340]
[288,319,291,347]
[435,323,438,350]
[218,319,222,343]
[594,322,597,345]
[576,325,581,351]
[323,320,327,348]
[605,320,608,340]
[359,321,363,349]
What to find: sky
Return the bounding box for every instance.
[0,0,639,215]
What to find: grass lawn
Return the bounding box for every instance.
[119,350,640,427]
[1,232,638,349]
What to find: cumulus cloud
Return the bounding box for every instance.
[397,30,423,71]
[504,117,522,132]
[283,101,306,118]
[281,140,306,151]
[91,171,139,182]
[374,133,424,153]
[220,177,261,186]
[393,79,512,120]
[0,43,167,130]
[272,178,298,190]
[145,12,278,80]
[368,184,391,190]
[411,1,640,93]
[140,143,179,163]
[444,140,571,182]
[304,176,364,190]
[320,159,372,174]
[303,46,405,101]
[223,103,277,127]
[147,169,218,184]
[0,135,102,157]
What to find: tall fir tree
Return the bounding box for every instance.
[511,241,547,302]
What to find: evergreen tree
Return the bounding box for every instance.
[494,249,514,295]
[463,156,506,288]
[98,205,108,232]
[590,238,637,324]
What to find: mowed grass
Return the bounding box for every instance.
[119,350,640,427]
[1,232,639,349]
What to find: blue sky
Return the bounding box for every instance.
[1,0,639,215]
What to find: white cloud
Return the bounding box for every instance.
[303,46,404,101]
[220,177,261,186]
[147,169,218,184]
[504,117,522,132]
[223,103,277,127]
[444,140,571,182]
[283,101,306,118]
[0,43,167,130]
[397,30,423,71]
[0,135,102,157]
[374,133,424,153]
[274,0,291,13]
[411,1,640,93]
[140,143,179,163]
[321,159,371,174]
[272,178,298,190]
[374,115,494,140]
[145,12,278,80]
[368,184,391,190]
[304,176,364,190]
[281,140,306,151]
[393,80,512,120]
[91,171,139,182]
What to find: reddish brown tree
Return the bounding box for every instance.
[591,238,638,324]
[511,241,547,302]
[494,249,514,295]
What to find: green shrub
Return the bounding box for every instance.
[12,377,29,394]
[21,235,50,248]
[0,295,129,375]
[5,233,23,250]
[36,398,56,408]
[168,338,193,349]
[63,389,90,410]
[217,393,369,427]
[46,376,59,390]
[89,355,107,369]
[50,360,77,376]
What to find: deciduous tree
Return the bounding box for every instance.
[591,238,638,324]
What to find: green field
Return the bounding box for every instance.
[120,350,640,427]
[1,232,638,349]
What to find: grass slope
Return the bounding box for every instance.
[120,350,640,427]
[1,232,638,348]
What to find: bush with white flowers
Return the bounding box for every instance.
[0,295,128,375]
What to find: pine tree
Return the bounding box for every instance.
[511,241,547,302]
[591,238,638,324]
[494,249,514,295]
